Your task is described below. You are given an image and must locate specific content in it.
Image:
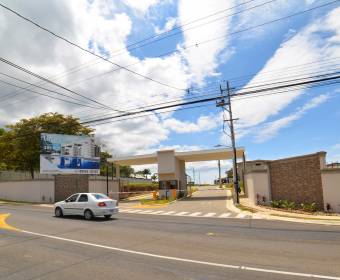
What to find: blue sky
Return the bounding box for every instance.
[0,0,339,182]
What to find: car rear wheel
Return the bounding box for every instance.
[55,207,63,218]
[104,215,111,219]
[84,209,93,220]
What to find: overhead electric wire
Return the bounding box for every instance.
[84,79,340,127]
[0,1,337,109]
[0,78,110,110]
[0,3,186,92]
[43,0,340,95]
[0,72,111,109]
[77,68,340,122]
[0,56,125,112]
[80,72,340,125]
[0,0,260,88]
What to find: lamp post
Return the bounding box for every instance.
[214,144,231,189]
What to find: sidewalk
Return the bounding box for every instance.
[226,194,340,226]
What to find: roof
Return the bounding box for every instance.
[108,147,245,166]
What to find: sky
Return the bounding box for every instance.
[0,0,339,183]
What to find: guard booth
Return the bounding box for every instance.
[108,147,245,200]
[159,180,179,200]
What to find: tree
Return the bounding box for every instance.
[142,168,151,179]
[100,152,134,178]
[151,173,158,182]
[0,113,93,178]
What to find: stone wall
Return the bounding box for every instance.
[269,152,325,208]
[54,175,89,202]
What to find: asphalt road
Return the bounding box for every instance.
[1,204,340,280]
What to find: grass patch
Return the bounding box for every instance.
[0,199,39,205]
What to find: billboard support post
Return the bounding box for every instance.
[106,163,109,196]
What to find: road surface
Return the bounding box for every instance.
[1,201,340,280]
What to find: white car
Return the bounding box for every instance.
[54,193,119,220]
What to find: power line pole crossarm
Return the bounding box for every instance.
[217,81,240,204]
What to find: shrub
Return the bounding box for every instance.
[270,200,282,208]
[281,200,296,210]
[300,202,318,212]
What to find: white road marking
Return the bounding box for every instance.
[203,213,216,217]
[151,211,164,215]
[159,211,176,215]
[218,213,231,218]
[188,212,202,217]
[236,213,246,219]
[175,212,189,216]
[139,210,154,214]
[21,230,340,280]
[124,209,142,213]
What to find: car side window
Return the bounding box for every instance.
[78,194,88,202]
[66,194,78,202]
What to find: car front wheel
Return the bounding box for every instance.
[84,209,93,220]
[55,207,63,218]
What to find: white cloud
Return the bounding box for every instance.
[154,17,177,34]
[254,94,330,142]
[232,6,340,137]
[163,114,219,133]
[122,0,160,14]
[178,0,235,85]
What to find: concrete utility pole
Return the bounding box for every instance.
[218,159,222,188]
[217,82,240,204]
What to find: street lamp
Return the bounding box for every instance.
[214,144,231,188]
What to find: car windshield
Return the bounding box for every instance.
[92,193,109,200]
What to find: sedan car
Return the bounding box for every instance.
[54,193,119,220]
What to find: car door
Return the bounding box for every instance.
[63,194,79,215]
[75,194,88,215]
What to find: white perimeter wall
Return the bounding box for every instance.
[322,170,340,212]
[89,180,120,200]
[245,171,271,205]
[0,180,54,203]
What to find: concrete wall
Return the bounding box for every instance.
[245,171,271,205]
[322,169,340,212]
[269,152,324,208]
[0,180,54,203]
[89,179,120,200]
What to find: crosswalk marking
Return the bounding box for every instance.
[175,212,189,216]
[152,211,164,214]
[139,210,154,214]
[125,209,142,213]
[188,212,202,217]
[119,209,255,219]
[160,211,176,215]
[203,213,216,217]
[218,213,231,218]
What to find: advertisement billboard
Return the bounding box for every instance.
[40,133,100,174]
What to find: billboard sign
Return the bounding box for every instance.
[40,133,100,174]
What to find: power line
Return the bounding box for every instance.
[0,78,109,109]
[83,78,340,127]
[0,71,111,109]
[0,3,185,92]
[0,56,124,112]
[40,0,340,94]
[1,1,337,108]
[80,72,340,125]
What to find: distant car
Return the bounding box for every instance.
[54,193,119,220]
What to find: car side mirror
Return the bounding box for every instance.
[65,199,69,203]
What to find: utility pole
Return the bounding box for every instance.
[218,159,222,188]
[192,168,195,185]
[217,81,240,204]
